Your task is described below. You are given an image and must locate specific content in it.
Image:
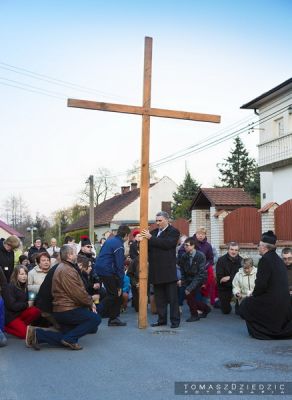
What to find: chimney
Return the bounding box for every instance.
[131,182,138,191]
[121,186,130,194]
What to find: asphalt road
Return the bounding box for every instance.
[1,305,292,400]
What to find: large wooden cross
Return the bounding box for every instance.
[68,37,220,329]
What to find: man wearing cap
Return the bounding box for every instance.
[0,235,20,282]
[129,229,140,261]
[79,236,96,263]
[239,231,292,339]
[141,211,181,328]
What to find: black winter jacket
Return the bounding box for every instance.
[0,239,15,282]
[216,253,242,291]
[148,225,180,285]
[28,245,47,263]
[2,282,28,324]
[178,250,207,292]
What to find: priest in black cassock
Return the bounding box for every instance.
[239,230,292,340]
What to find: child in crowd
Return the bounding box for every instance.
[232,257,257,304]
[121,265,131,313]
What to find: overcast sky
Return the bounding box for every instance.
[1,0,291,219]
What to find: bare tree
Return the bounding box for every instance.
[126,160,159,185]
[79,168,118,207]
[2,194,29,228]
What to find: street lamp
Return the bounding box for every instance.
[26,226,37,246]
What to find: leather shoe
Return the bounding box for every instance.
[25,326,40,350]
[108,318,127,326]
[170,323,180,328]
[150,322,167,327]
[186,315,200,322]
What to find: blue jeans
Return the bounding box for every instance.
[36,308,101,346]
[0,297,4,331]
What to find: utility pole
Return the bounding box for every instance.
[27,226,37,246]
[58,216,62,243]
[89,175,94,245]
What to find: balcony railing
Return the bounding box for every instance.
[258,132,292,170]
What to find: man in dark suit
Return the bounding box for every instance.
[141,211,180,328]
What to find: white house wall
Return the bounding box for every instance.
[260,171,273,204]
[273,165,292,203]
[257,90,292,172]
[258,91,292,146]
[113,176,177,223]
[0,228,10,239]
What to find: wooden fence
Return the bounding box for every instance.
[224,207,261,244]
[274,199,292,241]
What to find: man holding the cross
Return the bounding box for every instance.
[141,211,180,328]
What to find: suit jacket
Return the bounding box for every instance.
[148,224,180,285]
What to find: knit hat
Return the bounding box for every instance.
[132,229,140,238]
[80,235,92,247]
[261,230,277,245]
[4,235,20,249]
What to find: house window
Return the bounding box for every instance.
[275,117,284,137]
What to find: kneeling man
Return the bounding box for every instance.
[26,244,101,350]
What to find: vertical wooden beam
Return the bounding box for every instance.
[138,37,152,329]
[89,175,94,245]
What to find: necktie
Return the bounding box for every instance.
[157,229,162,237]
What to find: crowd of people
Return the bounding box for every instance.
[1,214,292,350]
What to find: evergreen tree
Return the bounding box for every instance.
[172,172,200,219]
[245,167,261,207]
[218,136,256,188]
[217,136,260,204]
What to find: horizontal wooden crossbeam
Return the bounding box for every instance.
[67,98,221,123]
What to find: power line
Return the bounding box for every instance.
[151,103,291,168]
[0,76,67,99]
[0,61,131,101]
[103,103,291,178]
[0,80,65,100]
[1,61,291,181]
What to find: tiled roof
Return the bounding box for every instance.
[190,188,256,209]
[0,220,25,238]
[64,187,143,232]
[258,202,278,213]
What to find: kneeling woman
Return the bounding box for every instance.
[3,265,41,339]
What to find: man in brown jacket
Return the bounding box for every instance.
[26,244,101,350]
